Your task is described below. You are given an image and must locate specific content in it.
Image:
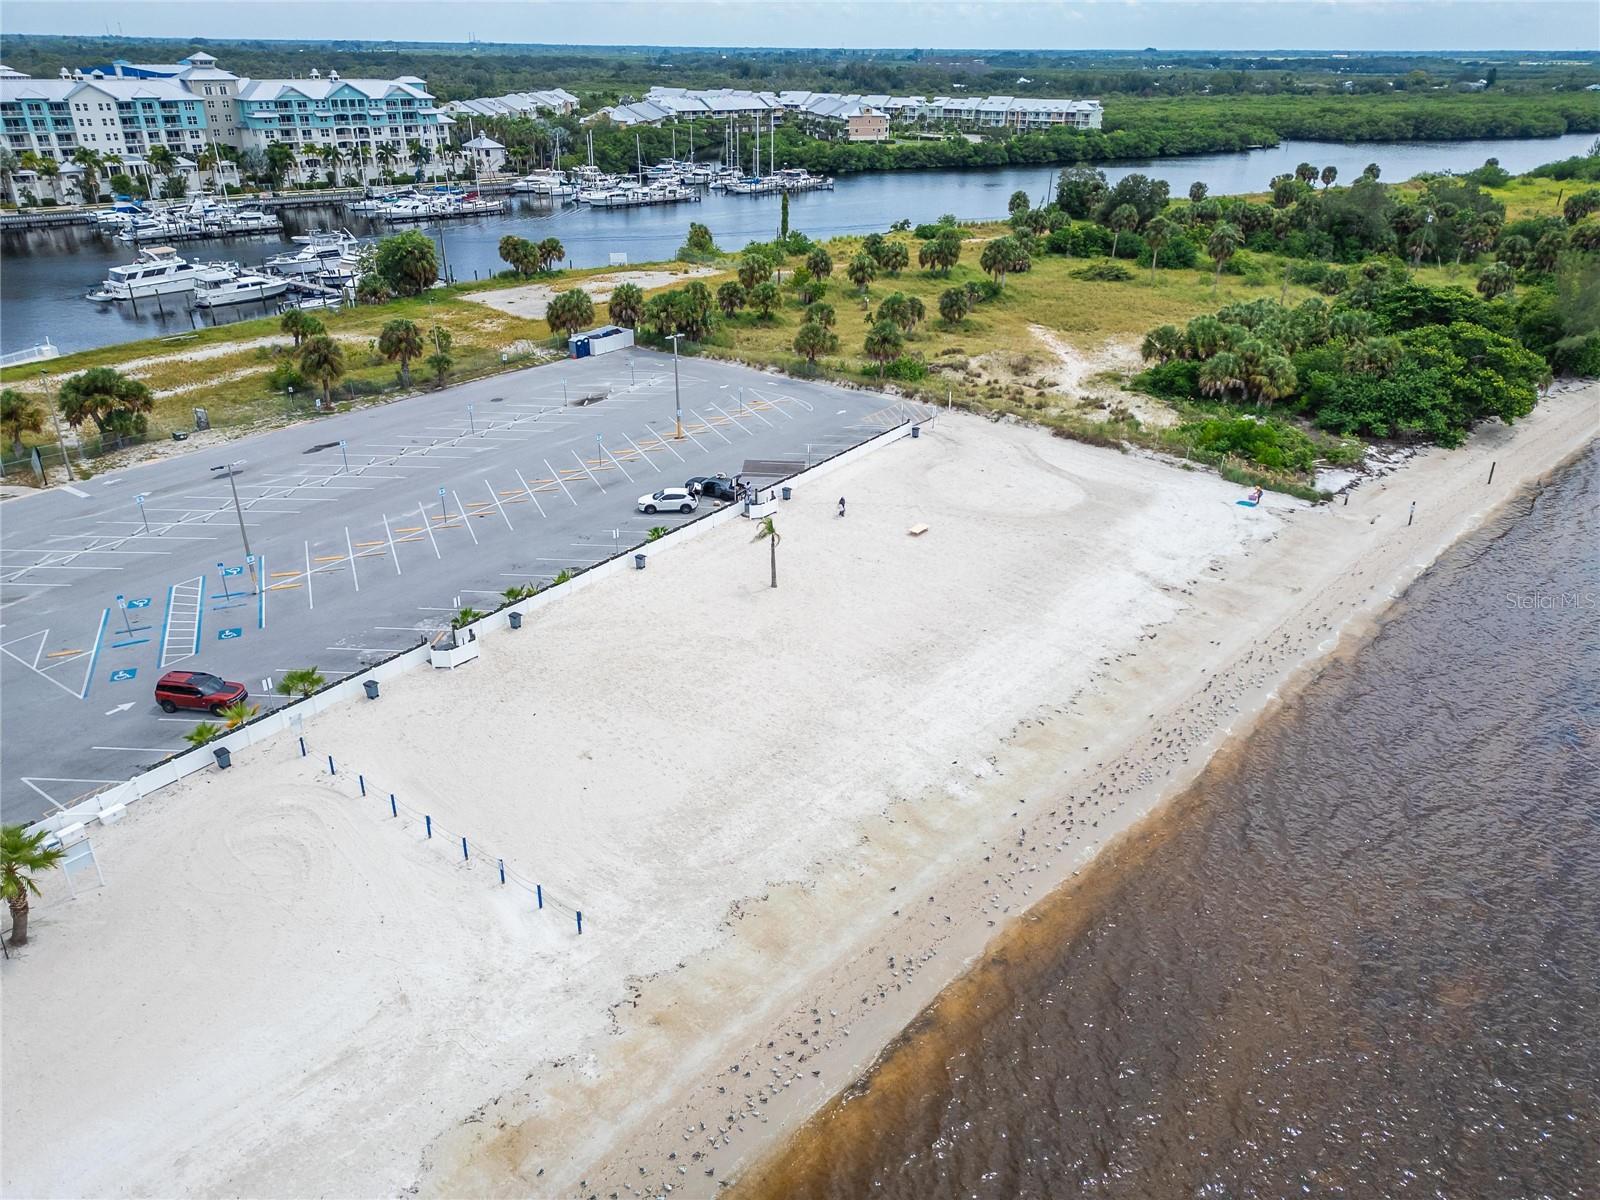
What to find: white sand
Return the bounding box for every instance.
[2,383,1594,1198]
[464,266,719,321]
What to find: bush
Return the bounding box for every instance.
[1131,359,1201,401]
[1179,416,1318,473]
[1288,261,1331,287]
[880,356,928,382]
[1138,230,1199,270]
[1550,332,1600,376]
[265,363,306,392]
[1072,261,1136,282]
[1045,227,1075,255]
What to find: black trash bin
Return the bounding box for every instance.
[509,611,523,629]
[213,746,231,769]
[363,679,380,700]
[781,486,792,501]
[911,425,921,439]
[634,553,647,570]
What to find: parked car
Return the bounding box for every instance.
[638,487,699,515]
[686,475,738,501]
[154,670,249,715]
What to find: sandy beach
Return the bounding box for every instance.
[1,380,1593,1199]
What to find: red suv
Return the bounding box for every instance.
[155,670,248,715]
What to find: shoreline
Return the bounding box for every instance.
[0,382,1591,1200]
[420,383,1596,1198]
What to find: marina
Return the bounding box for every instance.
[3,131,1594,357]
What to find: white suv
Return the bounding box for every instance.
[638,488,699,515]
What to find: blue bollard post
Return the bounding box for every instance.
[328,755,336,775]
[425,815,432,838]
[536,884,543,909]
[359,774,366,797]
[577,910,583,936]
[389,794,397,818]
[461,836,469,861]
[498,858,505,884]
[299,737,306,757]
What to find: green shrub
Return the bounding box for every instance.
[265,362,306,392]
[1179,416,1318,473]
[1131,359,1201,400]
[881,356,928,382]
[1072,260,1136,282]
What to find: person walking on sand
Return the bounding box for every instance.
[838,496,847,518]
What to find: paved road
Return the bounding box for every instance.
[0,349,904,824]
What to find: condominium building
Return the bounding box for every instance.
[1,50,453,186]
[443,89,579,120]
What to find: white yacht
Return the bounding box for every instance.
[191,263,290,308]
[88,247,207,301]
[265,230,363,277]
[512,170,578,198]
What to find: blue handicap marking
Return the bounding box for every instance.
[218,627,243,641]
[220,565,245,578]
[125,597,152,610]
[109,667,138,682]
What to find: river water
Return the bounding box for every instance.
[747,441,1600,1199]
[2,132,1596,357]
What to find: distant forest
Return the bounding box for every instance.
[3,36,1597,110]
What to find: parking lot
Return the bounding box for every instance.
[0,348,907,824]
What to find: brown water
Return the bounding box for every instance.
[746,442,1600,1200]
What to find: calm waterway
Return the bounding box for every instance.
[748,440,1600,1199]
[1,131,1594,356]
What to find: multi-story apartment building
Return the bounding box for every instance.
[2,50,453,196]
[443,89,579,120]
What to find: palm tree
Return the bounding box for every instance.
[184,721,223,748]
[1207,223,1242,292]
[878,241,909,275]
[1108,203,1139,258]
[717,281,747,318]
[608,282,644,327]
[751,514,780,589]
[1198,351,1242,399]
[71,147,103,204]
[864,320,904,375]
[219,701,259,730]
[298,335,346,408]
[1475,261,1516,300]
[805,246,833,279]
[793,320,837,367]
[378,318,424,385]
[264,141,295,187]
[279,309,322,348]
[0,147,17,204]
[938,287,971,327]
[276,667,327,699]
[846,253,877,294]
[145,144,175,181]
[2,823,67,945]
[1143,215,1174,282]
[546,288,595,337]
[1,388,45,457]
[536,237,565,272]
[1139,325,1184,364]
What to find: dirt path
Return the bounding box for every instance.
[464,266,720,321]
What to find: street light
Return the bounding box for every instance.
[212,460,255,594]
[665,332,685,439]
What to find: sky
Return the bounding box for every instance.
[1,0,1596,53]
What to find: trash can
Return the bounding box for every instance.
[911,425,921,439]
[363,679,380,700]
[781,486,792,501]
[509,611,523,630]
[213,746,231,769]
[634,553,647,570]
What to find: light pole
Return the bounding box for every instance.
[212,460,255,594]
[40,370,72,481]
[666,332,684,439]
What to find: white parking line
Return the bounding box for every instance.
[691,409,735,446]
[484,480,515,531]
[382,512,403,576]
[514,468,547,518]
[418,502,442,559]
[344,527,361,592]
[543,459,579,506]
[451,492,480,544]
[599,442,636,484]
[621,431,661,473]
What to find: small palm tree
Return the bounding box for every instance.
[452,607,486,629]
[219,701,259,730]
[646,526,668,541]
[2,823,67,945]
[184,721,223,748]
[378,318,424,386]
[298,335,345,408]
[551,568,574,586]
[2,387,45,458]
[276,667,326,699]
[752,514,781,589]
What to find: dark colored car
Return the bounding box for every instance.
[155,670,248,715]
[686,475,739,502]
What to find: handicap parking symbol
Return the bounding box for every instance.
[125,597,152,609]
[218,627,243,641]
[109,667,138,682]
[220,565,245,578]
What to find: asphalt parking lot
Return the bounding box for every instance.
[0,348,909,824]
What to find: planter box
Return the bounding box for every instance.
[745,500,779,520]
[430,641,481,670]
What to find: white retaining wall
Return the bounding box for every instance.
[26,414,923,840]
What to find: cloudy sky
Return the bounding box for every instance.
[3,1,1595,51]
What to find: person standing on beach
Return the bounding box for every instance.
[838,496,847,518]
